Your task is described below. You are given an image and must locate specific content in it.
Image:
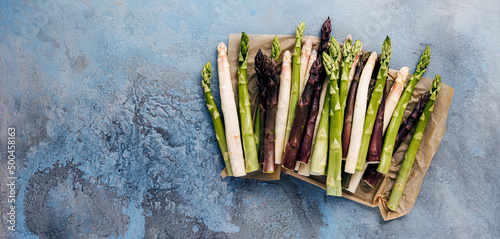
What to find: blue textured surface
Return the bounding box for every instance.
[1,0,499,238]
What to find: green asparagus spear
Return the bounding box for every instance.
[378,46,431,174]
[201,61,233,176]
[340,39,362,122]
[238,33,259,173]
[284,22,305,147]
[387,75,441,210]
[271,35,281,62]
[356,36,392,171]
[309,85,330,175]
[324,37,343,196]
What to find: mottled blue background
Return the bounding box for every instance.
[1,0,499,238]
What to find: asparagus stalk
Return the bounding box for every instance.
[262,37,281,173]
[346,164,368,193]
[254,107,260,154]
[282,59,322,169]
[383,67,409,132]
[340,38,362,123]
[238,33,259,173]
[342,60,365,159]
[255,50,267,164]
[378,46,431,175]
[363,165,381,188]
[387,75,441,211]
[367,83,388,163]
[299,39,313,96]
[344,52,378,174]
[323,37,342,196]
[275,50,292,164]
[201,61,233,176]
[297,71,325,164]
[356,37,392,171]
[394,92,430,153]
[298,50,319,176]
[284,22,305,148]
[217,42,246,177]
[309,87,330,175]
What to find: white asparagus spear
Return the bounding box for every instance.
[347,53,360,91]
[299,39,313,96]
[383,67,409,133]
[344,52,378,174]
[275,50,292,164]
[298,50,319,176]
[346,164,368,193]
[217,42,246,177]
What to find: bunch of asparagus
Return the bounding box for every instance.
[200,18,442,210]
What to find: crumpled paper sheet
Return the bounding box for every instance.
[221,34,454,220]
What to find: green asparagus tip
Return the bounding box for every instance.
[271,35,281,62]
[418,46,431,71]
[352,39,362,55]
[342,38,352,56]
[296,22,305,37]
[239,32,249,60]
[328,37,341,60]
[382,36,392,60]
[202,61,211,86]
[430,75,442,100]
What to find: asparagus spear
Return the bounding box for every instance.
[383,67,409,132]
[387,75,441,211]
[297,71,325,164]
[344,52,378,174]
[367,83,388,163]
[238,33,259,173]
[284,22,305,148]
[323,37,342,196]
[299,39,313,96]
[367,55,382,103]
[255,50,267,164]
[217,42,246,177]
[347,53,361,91]
[201,61,233,176]
[394,92,430,153]
[356,37,392,171]
[297,50,319,176]
[275,50,292,164]
[342,60,365,159]
[282,59,322,169]
[254,107,260,154]
[378,46,431,174]
[340,38,362,122]
[262,37,281,173]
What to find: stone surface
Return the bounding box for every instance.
[0,0,499,238]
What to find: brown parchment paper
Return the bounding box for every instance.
[223,34,454,220]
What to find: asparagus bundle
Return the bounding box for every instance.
[383,67,409,132]
[378,46,431,174]
[275,50,292,164]
[299,39,313,96]
[201,61,233,176]
[323,37,343,196]
[394,92,430,153]
[356,36,392,171]
[282,59,322,169]
[342,60,365,159]
[262,36,281,173]
[255,50,266,164]
[218,42,246,177]
[387,75,441,211]
[344,51,378,174]
[284,22,305,146]
[238,33,259,173]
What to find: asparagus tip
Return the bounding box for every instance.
[346,34,352,41]
[202,61,211,84]
[217,42,227,55]
[239,32,249,57]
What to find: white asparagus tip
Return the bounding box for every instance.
[369,51,378,59]
[310,50,317,59]
[396,67,410,83]
[283,50,292,62]
[301,39,313,53]
[217,42,227,55]
[345,34,352,41]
